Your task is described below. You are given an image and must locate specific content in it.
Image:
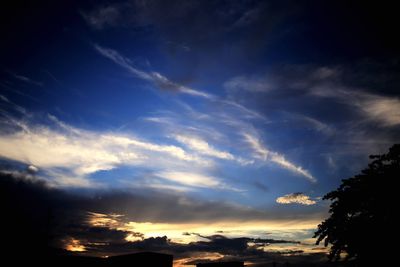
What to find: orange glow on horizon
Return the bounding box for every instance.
[84,211,327,264]
[118,219,322,244]
[65,238,86,252]
[173,252,224,267]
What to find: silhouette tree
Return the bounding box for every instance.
[314,144,398,264]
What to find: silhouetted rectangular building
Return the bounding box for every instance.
[197,262,244,267]
[107,252,173,267]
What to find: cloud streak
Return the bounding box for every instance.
[11,72,43,86]
[93,44,268,123]
[142,102,313,180]
[224,75,271,93]
[1,171,325,226]
[243,132,316,182]
[94,44,214,99]
[156,171,222,189]
[357,93,400,127]
[173,134,235,160]
[80,5,122,30]
[310,85,400,127]
[0,114,214,187]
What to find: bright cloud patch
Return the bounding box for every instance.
[154,171,242,192]
[173,134,235,160]
[0,116,211,187]
[155,171,221,188]
[276,193,317,205]
[361,95,400,126]
[308,77,400,127]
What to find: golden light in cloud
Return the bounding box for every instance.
[125,232,144,242]
[85,211,326,261]
[64,238,86,252]
[122,222,197,243]
[86,211,123,228]
[173,252,224,267]
[87,212,322,239]
[120,219,322,244]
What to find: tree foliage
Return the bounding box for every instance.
[314,144,398,263]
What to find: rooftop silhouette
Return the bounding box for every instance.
[197,261,244,267]
[49,252,173,267]
[108,252,173,267]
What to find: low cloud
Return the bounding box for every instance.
[27,165,39,174]
[0,171,324,226]
[276,193,317,206]
[1,170,327,264]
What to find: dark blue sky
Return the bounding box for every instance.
[1,0,399,264]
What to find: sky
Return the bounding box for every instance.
[1,0,399,266]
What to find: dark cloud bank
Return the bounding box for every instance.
[1,171,327,265]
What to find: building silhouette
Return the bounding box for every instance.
[196,262,244,267]
[107,252,173,267]
[48,251,173,267]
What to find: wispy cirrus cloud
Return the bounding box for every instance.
[174,134,253,166]
[310,85,400,127]
[0,114,214,187]
[94,44,268,122]
[2,69,43,87]
[220,99,267,120]
[142,102,313,180]
[94,44,214,99]
[276,193,317,205]
[155,171,223,189]
[80,5,122,30]
[93,45,316,182]
[224,65,400,127]
[1,111,257,191]
[119,169,232,193]
[242,132,316,182]
[11,72,43,87]
[350,92,400,127]
[283,112,335,136]
[224,75,272,93]
[288,66,400,127]
[0,93,28,115]
[173,134,235,161]
[142,113,255,167]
